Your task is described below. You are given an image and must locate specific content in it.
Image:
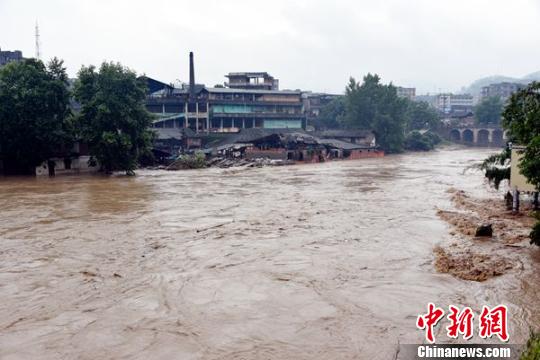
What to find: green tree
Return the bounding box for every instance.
[480,147,510,190]
[344,74,407,153]
[405,100,440,131]
[313,97,345,129]
[475,96,503,124]
[503,82,540,189]
[404,131,441,151]
[0,58,73,174]
[74,62,154,175]
[501,82,540,245]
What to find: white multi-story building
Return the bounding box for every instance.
[435,93,474,115]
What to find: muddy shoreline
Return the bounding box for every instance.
[435,188,536,281]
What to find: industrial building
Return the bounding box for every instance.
[146,53,306,137]
[302,92,341,129]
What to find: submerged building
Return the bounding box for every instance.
[146,53,305,136]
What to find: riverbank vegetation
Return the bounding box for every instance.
[520,332,540,360]
[480,147,510,190]
[316,74,441,153]
[0,58,73,174]
[0,58,153,176]
[483,82,540,246]
[74,62,153,175]
[404,131,442,151]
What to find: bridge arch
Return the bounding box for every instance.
[492,129,504,146]
[450,129,461,142]
[477,129,490,145]
[462,129,474,143]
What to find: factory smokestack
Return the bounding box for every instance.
[189,51,195,101]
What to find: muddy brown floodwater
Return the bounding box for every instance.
[1,147,539,359]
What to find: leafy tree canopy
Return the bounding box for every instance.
[313,97,345,130]
[74,62,154,175]
[404,131,441,151]
[502,82,540,190]
[405,100,440,131]
[0,58,72,174]
[499,82,540,246]
[475,96,503,124]
[343,74,408,153]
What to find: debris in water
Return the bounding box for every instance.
[475,224,493,237]
[434,246,512,282]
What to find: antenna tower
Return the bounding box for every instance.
[35,21,41,60]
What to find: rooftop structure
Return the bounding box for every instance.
[0,48,24,67]
[225,72,279,91]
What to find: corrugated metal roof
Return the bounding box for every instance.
[206,87,301,95]
[314,129,373,138]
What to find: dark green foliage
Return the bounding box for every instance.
[480,148,511,190]
[424,131,442,146]
[475,96,503,124]
[313,97,345,129]
[491,82,540,246]
[530,222,540,246]
[502,82,540,191]
[74,62,154,175]
[344,74,407,153]
[405,100,440,131]
[520,332,540,360]
[404,131,441,151]
[0,58,73,174]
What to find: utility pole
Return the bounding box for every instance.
[35,21,41,60]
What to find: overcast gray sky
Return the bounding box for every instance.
[1,0,539,94]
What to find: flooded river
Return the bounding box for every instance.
[0,147,539,359]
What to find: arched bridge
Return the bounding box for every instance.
[447,126,507,147]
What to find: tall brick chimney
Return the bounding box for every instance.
[189,51,195,101]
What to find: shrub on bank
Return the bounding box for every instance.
[530,221,540,247]
[404,131,441,151]
[520,332,540,360]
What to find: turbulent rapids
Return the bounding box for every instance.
[0,147,539,359]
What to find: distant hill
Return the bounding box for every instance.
[523,71,540,81]
[460,72,540,95]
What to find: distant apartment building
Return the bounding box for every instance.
[0,48,23,67]
[396,87,416,100]
[225,72,279,91]
[436,93,474,116]
[481,82,525,102]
